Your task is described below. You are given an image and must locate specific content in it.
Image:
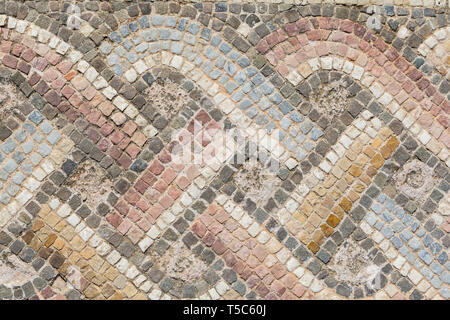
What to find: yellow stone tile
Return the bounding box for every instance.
[80,247,96,260]
[54,220,68,233]
[109,291,123,300]
[349,165,362,177]
[84,284,100,299]
[308,213,322,228]
[331,165,344,179]
[53,237,65,250]
[122,284,138,298]
[360,173,372,186]
[353,182,366,194]
[105,267,120,282]
[326,214,340,227]
[89,255,105,271]
[378,127,392,140]
[60,246,73,258]
[306,192,319,206]
[303,222,316,234]
[348,190,359,202]
[316,205,329,218]
[58,261,70,277]
[355,154,368,167]
[335,179,348,192]
[297,230,310,245]
[351,140,363,153]
[312,230,324,243]
[92,274,107,287]
[78,259,91,271]
[381,136,399,159]
[330,188,341,200]
[344,173,354,185]
[317,235,327,246]
[45,213,61,228]
[338,158,352,171]
[29,237,42,252]
[32,220,45,232]
[315,185,327,197]
[297,62,313,78]
[45,234,57,247]
[371,137,383,149]
[50,149,67,164]
[346,149,357,161]
[38,205,51,218]
[371,153,385,168]
[70,235,87,252]
[85,269,97,282]
[364,146,376,157]
[339,197,352,212]
[323,176,337,189]
[321,223,334,237]
[99,262,110,275]
[321,195,334,209]
[332,205,345,219]
[60,226,76,242]
[132,293,148,300]
[36,226,50,240]
[68,251,82,265]
[300,201,313,216]
[287,219,303,235]
[307,241,320,253]
[95,294,107,301]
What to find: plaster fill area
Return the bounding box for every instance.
[328,239,381,287]
[0,253,38,288]
[395,159,436,203]
[233,160,281,205]
[308,79,350,121]
[0,74,27,121]
[145,78,192,120]
[158,241,208,283]
[64,159,114,209]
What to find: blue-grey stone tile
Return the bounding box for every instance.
[1,139,17,154]
[151,16,164,26]
[187,23,200,35]
[109,31,121,43]
[138,16,150,29]
[119,25,130,37]
[12,151,24,164]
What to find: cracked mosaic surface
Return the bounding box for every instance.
[0,1,449,300]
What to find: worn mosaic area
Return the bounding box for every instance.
[0,0,449,300]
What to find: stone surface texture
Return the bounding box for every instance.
[0,0,448,301]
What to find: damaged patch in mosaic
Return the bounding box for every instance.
[395,159,436,203]
[64,159,113,209]
[308,79,350,121]
[0,252,38,288]
[157,241,208,283]
[233,160,281,204]
[328,238,381,286]
[144,78,192,120]
[0,73,27,121]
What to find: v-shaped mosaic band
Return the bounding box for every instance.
[0,1,448,300]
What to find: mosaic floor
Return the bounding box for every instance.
[0,0,449,300]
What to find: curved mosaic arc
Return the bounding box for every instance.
[418,26,450,81]
[0,3,448,301]
[100,14,334,169]
[255,16,450,162]
[0,16,165,172]
[0,15,324,298]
